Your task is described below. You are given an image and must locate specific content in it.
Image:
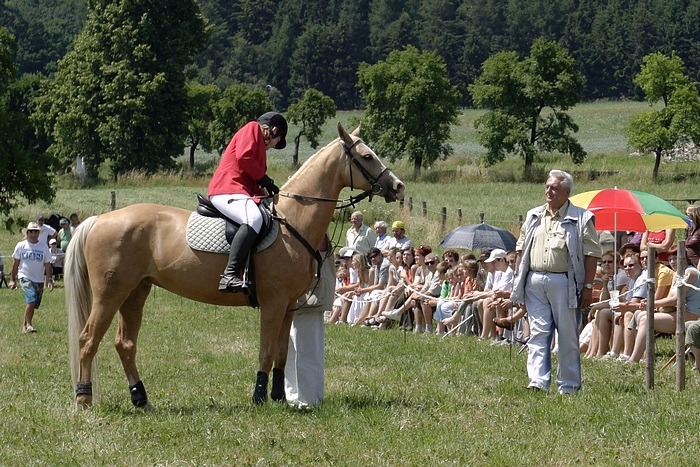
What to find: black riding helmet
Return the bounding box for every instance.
[257,112,287,149]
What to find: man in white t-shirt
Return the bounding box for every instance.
[9,222,53,333]
[36,215,57,246]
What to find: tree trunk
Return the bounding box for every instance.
[293,133,301,167]
[413,156,422,178]
[189,142,197,169]
[525,116,538,171]
[653,148,662,179]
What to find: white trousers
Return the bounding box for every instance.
[284,257,334,407]
[210,194,263,233]
[524,271,581,392]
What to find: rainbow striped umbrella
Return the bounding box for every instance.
[569,187,688,232]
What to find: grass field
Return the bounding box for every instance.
[1,100,700,465]
[1,283,698,465]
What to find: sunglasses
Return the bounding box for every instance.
[623,263,637,269]
[426,260,436,265]
[369,254,380,259]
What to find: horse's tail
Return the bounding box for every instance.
[65,215,99,395]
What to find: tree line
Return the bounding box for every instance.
[3,0,700,108]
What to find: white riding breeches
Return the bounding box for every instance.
[210,194,263,234]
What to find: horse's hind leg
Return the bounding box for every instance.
[114,281,152,409]
[76,299,121,407]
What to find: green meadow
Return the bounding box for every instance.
[1,100,699,465]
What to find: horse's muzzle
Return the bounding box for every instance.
[378,169,405,203]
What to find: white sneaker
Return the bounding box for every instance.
[381,309,403,321]
[617,354,630,362]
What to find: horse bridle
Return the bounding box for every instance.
[278,137,392,209]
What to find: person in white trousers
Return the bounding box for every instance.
[285,237,335,407]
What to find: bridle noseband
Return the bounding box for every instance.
[341,138,391,201]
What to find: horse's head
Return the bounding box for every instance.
[338,123,405,203]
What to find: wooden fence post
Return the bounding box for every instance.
[421,201,427,217]
[110,191,116,211]
[457,209,463,225]
[408,197,413,214]
[676,240,687,391]
[645,248,657,389]
[479,212,484,223]
[441,207,447,230]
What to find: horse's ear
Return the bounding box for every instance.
[351,125,361,137]
[337,122,353,146]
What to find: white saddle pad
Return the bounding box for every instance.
[185,212,278,254]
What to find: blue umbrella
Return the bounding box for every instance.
[440,223,517,251]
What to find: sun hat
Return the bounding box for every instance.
[49,238,57,245]
[25,222,41,232]
[392,220,405,230]
[257,112,287,149]
[60,218,69,225]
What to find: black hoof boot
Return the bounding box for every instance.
[130,380,149,408]
[270,368,286,402]
[252,371,268,404]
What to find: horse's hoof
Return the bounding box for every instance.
[252,370,268,404]
[270,368,286,402]
[75,396,93,409]
[130,381,150,408]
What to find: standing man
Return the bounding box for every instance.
[345,211,376,255]
[9,222,54,333]
[511,170,600,394]
[36,215,57,246]
[58,217,72,251]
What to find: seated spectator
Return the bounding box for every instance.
[69,213,81,231]
[328,261,350,323]
[334,248,359,323]
[442,249,460,269]
[583,250,618,358]
[442,260,481,334]
[628,248,696,364]
[373,221,392,252]
[386,220,412,251]
[415,253,443,333]
[686,319,700,372]
[346,252,371,325]
[355,248,392,326]
[479,249,514,341]
[614,253,649,361]
[375,247,416,329]
[431,263,460,335]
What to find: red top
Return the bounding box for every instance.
[646,230,669,262]
[208,121,268,201]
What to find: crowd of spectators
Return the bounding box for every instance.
[328,208,700,371]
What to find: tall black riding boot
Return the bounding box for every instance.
[219,224,258,293]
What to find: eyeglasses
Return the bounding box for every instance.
[640,256,648,260]
[623,263,637,269]
[426,260,436,265]
[601,260,614,264]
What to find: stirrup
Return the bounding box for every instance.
[218,275,245,293]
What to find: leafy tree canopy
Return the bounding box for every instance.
[626,52,700,179]
[470,37,586,172]
[358,45,461,178]
[0,28,55,221]
[286,88,336,166]
[210,84,272,155]
[32,0,206,181]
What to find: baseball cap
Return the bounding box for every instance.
[49,238,57,245]
[392,220,405,230]
[339,247,356,258]
[257,112,287,149]
[484,248,507,263]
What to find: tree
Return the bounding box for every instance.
[184,82,220,169]
[33,0,206,181]
[358,46,461,178]
[210,84,272,154]
[286,88,336,166]
[469,37,586,173]
[626,52,700,179]
[0,28,55,220]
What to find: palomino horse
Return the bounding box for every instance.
[65,123,404,408]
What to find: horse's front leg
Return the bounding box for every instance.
[270,310,295,402]
[253,302,291,404]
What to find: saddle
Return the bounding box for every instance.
[186,194,278,255]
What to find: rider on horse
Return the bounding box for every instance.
[208,112,287,292]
